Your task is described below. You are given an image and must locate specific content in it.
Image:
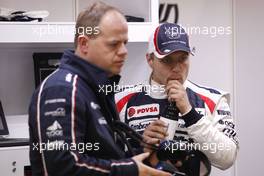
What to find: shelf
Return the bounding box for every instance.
[0,0,159,116]
[0,22,156,43]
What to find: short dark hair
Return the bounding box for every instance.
[74,1,122,48]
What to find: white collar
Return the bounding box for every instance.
[146,79,167,99]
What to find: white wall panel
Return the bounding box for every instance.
[234,0,264,175]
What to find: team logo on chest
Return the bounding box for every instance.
[127,104,160,118]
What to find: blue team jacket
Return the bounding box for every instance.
[28,50,138,176]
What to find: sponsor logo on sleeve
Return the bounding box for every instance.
[223,128,237,139]
[45,98,66,105]
[44,107,66,117]
[46,120,63,138]
[219,120,235,129]
[217,110,231,116]
[223,128,238,145]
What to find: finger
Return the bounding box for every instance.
[166,80,183,90]
[146,123,168,135]
[143,136,160,143]
[167,88,180,97]
[132,152,150,161]
[151,120,169,128]
[167,88,186,100]
[166,84,182,94]
[165,83,176,91]
[167,79,181,85]
[167,79,181,87]
[167,91,182,101]
[144,125,168,138]
[168,92,188,104]
[144,130,167,140]
[143,137,160,146]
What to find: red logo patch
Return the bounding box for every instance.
[128,107,136,117]
[127,104,159,118]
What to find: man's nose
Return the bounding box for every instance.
[117,43,128,56]
[171,62,182,72]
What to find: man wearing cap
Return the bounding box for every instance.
[115,23,238,171]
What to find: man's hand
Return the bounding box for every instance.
[142,120,168,153]
[166,80,192,114]
[142,120,168,166]
[132,152,172,176]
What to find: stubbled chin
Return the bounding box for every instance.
[112,67,122,75]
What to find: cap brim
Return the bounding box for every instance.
[154,46,194,59]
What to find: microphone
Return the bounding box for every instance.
[159,102,179,140]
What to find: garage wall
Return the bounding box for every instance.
[234,0,264,175]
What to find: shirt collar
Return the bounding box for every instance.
[60,49,120,94]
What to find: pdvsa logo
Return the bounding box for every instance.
[127,104,159,118]
[128,107,136,117]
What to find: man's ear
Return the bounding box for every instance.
[77,35,89,54]
[146,53,154,69]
